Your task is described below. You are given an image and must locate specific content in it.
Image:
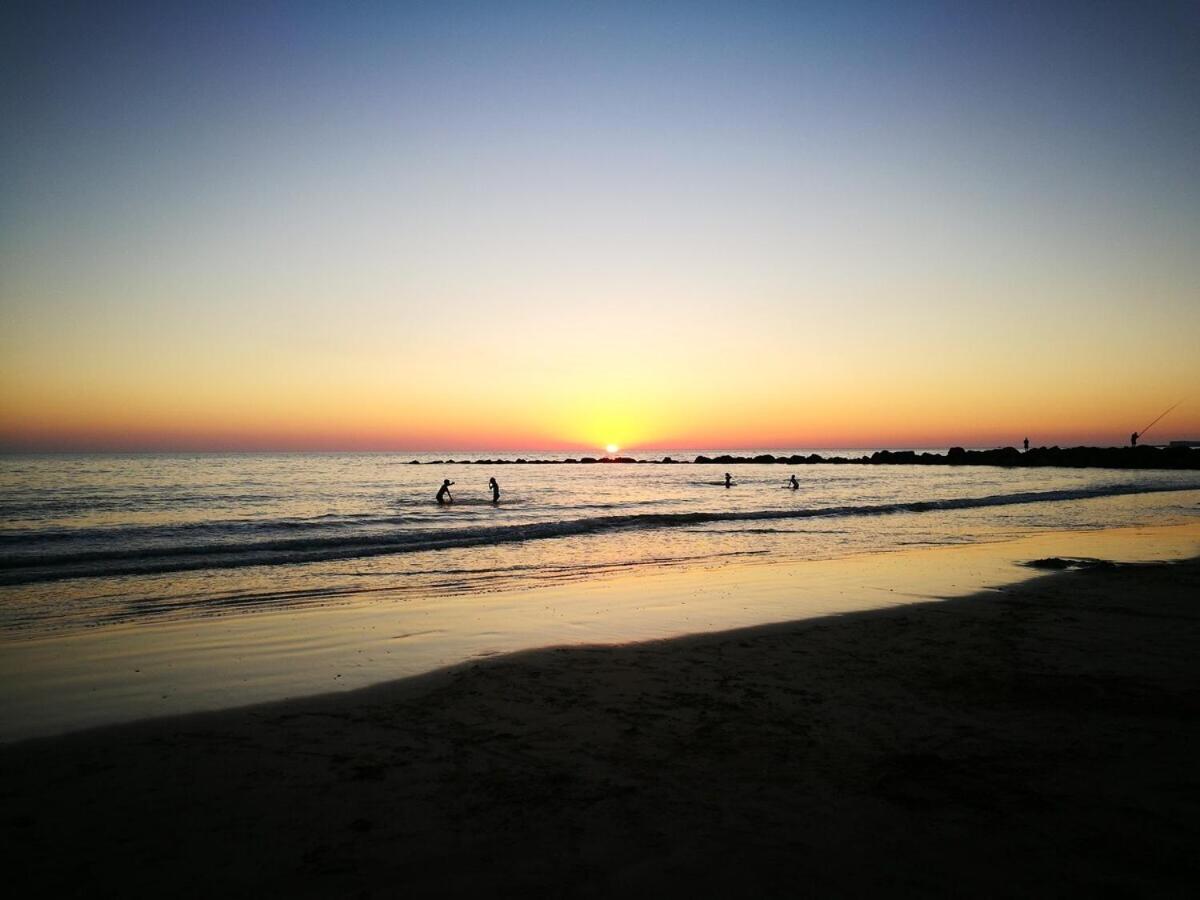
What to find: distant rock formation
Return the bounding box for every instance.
[404,447,1199,470]
[690,446,1199,470]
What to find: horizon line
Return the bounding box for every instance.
[0,443,1179,456]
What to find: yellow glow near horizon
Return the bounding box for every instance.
[605,443,620,455]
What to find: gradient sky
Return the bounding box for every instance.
[2,0,1198,451]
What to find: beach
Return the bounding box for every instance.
[6,1,1200,896]
[5,542,1199,897]
[4,452,1200,742]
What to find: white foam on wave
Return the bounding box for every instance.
[2,482,1196,586]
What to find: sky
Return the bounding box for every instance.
[2,0,1198,451]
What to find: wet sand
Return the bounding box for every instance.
[3,556,1200,897]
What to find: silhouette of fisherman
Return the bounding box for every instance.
[488,477,500,504]
[436,479,454,504]
[724,472,732,488]
[1130,432,1139,448]
[1023,437,1029,452]
[789,474,799,490]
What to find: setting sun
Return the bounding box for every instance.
[605,443,620,455]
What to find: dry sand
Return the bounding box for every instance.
[3,556,1199,897]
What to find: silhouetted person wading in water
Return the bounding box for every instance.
[488,477,500,504]
[436,479,454,504]
[724,473,732,488]
[789,474,799,490]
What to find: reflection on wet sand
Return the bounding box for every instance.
[3,538,1198,896]
[2,521,1197,742]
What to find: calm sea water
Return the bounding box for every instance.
[3,451,1199,637]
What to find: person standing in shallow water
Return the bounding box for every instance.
[436,479,454,504]
[488,477,500,504]
[724,472,732,488]
[789,474,799,490]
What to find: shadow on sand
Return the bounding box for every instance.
[3,557,1199,897]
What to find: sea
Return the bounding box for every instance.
[2,450,1199,739]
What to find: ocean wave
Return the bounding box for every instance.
[1,483,1196,586]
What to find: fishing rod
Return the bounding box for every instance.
[1137,400,1182,441]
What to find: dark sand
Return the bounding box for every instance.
[4,558,1199,898]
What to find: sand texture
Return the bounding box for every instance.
[4,557,1199,897]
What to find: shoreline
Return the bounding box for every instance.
[4,521,1199,744]
[7,481,1198,590]
[4,552,1200,895]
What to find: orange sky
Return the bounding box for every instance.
[2,339,1195,451]
[2,264,1197,450]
